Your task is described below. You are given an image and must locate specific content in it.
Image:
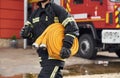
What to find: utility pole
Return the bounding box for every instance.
[23,0,28,49]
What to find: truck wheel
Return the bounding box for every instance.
[76,34,97,59]
[115,50,120,58]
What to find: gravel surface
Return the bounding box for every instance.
[64,73,120,78]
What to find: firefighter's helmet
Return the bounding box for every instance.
[37,0,51,6]
[38,0,49,3]
[28,0,50,3]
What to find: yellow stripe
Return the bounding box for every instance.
[76,18,105,22]
[68,0,70,3]
[50,66,59,78]
[116,24,120,28]
[66,0,71,12]
[114,5,118,9]
[25,21,33,28]
[62,17,75,27]
[33,17,39,20]
[115,11,119,16]
[33,17,40,23]
[45,16,48,21]
[66,3,71,12]
[33,20,39,23]
[39,57,42,62]
[25,21,31,25]
[106,13,109,23]
[61,0,64,6]
[54,17,59,23]
[66,34,76,38]
[48,56,65,61]
[115,17,119,23]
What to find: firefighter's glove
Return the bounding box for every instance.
[60,47,71,59]
[20,25,32,38]
[60,35,75,59]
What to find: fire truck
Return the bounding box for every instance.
[29,0,120,59]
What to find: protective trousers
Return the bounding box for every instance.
[37,48,65,78]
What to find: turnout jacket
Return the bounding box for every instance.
[25,2,79,43]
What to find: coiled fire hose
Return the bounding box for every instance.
[33,23,79,59]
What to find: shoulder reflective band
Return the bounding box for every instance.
[66,34,76,38]
[62,17,75,27]
[25,21,33,28]
[33,17,40,23]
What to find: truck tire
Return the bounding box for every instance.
[76,34,97,59]
[115,50,120,58]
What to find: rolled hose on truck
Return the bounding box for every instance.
[33,23,79,59]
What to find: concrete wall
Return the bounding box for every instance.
[0,39,23,48]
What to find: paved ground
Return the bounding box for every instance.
[0,47,120,78]
[0,47,93,77]
[0,48,40,76]
[64,73,120,78]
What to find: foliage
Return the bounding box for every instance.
[11,35,17,40]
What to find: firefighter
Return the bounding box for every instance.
[20,0,79,78]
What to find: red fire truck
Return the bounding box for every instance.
[30,0,120,59]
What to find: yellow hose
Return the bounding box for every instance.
[34,23,79,59]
